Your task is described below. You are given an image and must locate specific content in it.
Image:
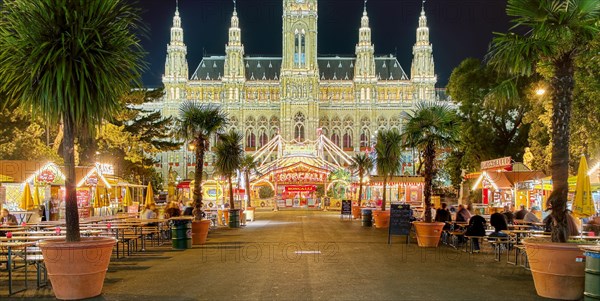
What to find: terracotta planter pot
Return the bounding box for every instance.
[522,238,586,300]
[192,220,211,245]
[413,222,445,247]
[39,237,116,300]
[351,206,362,219]
[373,210,390,228]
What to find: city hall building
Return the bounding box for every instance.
[147,0,436,203]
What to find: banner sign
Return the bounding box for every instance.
[481,157,511,170]
[274,172,326,183]
[285,185,316,193]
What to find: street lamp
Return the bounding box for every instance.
[535,88,546,96]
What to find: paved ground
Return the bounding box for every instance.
[4,210,546,301]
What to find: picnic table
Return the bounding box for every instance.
[0,241,36,295]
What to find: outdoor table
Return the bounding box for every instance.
[0,241,36,295]
[9,212,34,224]
[508,224,532,230]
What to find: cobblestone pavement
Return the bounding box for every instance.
[4,210,545,300]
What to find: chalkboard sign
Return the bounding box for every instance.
[388,204,412,244]
[341,200,352,216]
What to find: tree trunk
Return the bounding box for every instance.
[228,175,235,209]
[549,54,575,243]
[358,174,363,206]
[192,136,206,220]
[245,170,251,208]
[423,142,435,223]
[63,113,80,242]
[382,177,387,211]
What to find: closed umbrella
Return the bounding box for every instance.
[33,185,41,207]
[93,187,102,208]
[572,155,596,218]
[103,187,111,207]
[145,182,155,205]
[123,187,133,207]
[20,183,34,211]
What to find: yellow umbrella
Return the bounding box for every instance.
[145,182,155,205]
[20,183,34,211]
[103,187,111,207]
[572,155,596,218]
[93,187,102,208]
[33,185,41,207]
[123,187,133,206]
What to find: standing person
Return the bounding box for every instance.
[514,205,529,220]
[465,214,486,252]
[502,205,514,225]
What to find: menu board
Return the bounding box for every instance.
[388,204,412,244]
[341,200,352,216]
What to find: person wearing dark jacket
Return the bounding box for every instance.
[435,203,452,230]
[514,205,529,220]
[465,215,486,251]
[502,205,514,225]
[489,212,508,238]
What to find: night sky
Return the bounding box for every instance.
[135,0,508,87]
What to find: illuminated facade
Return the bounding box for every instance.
[148,0,438,181]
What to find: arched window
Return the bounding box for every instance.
[258,129,269,147]
[246,130,256,149]
[294,29,306,67]
[331,129,341,147]
[343,129,353,149]
[294,112,306,142]
[360,128,371,147]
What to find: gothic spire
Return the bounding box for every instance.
[355,0,375,80]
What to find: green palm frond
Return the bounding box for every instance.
[214,129,243,178]
[0,0,146,130]
[178,101,227,144]
[401,101,460,152]
[375,129,403,178]
[349,153,374,178]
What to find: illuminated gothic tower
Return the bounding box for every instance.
[280,0,320,141]
[354,1,376,102]
[410,2,436,101]
[162,2,189,116]
[223,3,245,102]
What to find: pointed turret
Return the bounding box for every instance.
[411,0,436,101]
[354,0,376,80]
[224,0,245,81]
[163,0,189,103]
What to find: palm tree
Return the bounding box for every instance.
[374,129,403,211]
[214,129,244,209]
[0,0,145,242]
[487,0,600,242]
[349,153,374,207]
[240,154,259,208]
[402,102,459,223]
[178,101,227,219]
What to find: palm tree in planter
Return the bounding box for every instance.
[487,1,600,299]
[240,154,259,221]
[401,102,459,247]
[178,101,227,242]
[0,0,145,299]
[349,153,373,218]
[214,129,244,228]
[373,129,402,228]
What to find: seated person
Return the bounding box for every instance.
[502,205,514,225]
[183,202,194,216]
[514,205,529,220]
[489,212,508,238]
[465,214,486,252]
[455,204,471,223]
[141,203,157,219]
[524,206,541,226]
[1,208,18,225]
[435,203,452,229]
[164,202,181,218]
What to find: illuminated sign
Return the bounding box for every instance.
[285,185,316,193]
[481,157,511,170]
[37,170,56,183]
[273,172,326,183]
[95,163,114,175]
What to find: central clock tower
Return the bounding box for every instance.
[280,0,320,141]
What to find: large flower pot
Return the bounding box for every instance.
[39,237,116,300]
[413,222,445,247]
[192,219,211,245]
[373,210,390,228]
[522,238,586,300]
[351,206,362,219]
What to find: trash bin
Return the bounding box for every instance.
[584,248,600,301]
[361,209,372,227]
[229,209,241,228]
[171,218,192,249]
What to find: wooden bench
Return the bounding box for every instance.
[486,237,510,261]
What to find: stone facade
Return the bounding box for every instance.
[149,0,437,180]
